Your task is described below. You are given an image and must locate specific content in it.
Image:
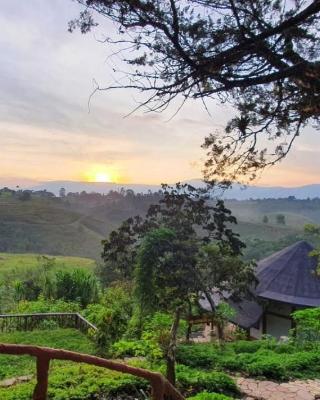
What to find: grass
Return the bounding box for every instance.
[0,253,96,281]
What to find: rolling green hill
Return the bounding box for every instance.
[0,197,104,259]
[0,194,319,261]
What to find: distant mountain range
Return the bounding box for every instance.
[28,180,320,200]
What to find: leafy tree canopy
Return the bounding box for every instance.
[101,183,244,283]
[71,0,320,181]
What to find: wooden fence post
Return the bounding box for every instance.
[33,355,50,400]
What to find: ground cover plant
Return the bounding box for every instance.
[0,329,147,400]
[177,337,320,381]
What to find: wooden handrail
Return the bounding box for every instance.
[0,344,185,400]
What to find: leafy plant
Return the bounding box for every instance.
[187,392,233,400]
[176,365,239,397]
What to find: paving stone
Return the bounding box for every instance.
[16,375,33,383]
[237,377,320,400]
[0,378,16,387]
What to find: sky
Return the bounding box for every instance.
[1,0,320,188]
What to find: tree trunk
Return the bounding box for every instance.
[185,300,192,342]
[186,323,192,342]
[216,321,224,343]
[166,306,182,386]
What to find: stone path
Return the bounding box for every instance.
[0,375,33,388]
[237,377,320,400]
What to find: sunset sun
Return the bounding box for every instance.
[94,171,111,183]
[85,166,115,183]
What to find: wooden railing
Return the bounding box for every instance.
[0,344,185,400]
[0,313,97,334]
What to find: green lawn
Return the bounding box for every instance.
[0,253,96,280]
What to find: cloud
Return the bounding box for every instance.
[0,0,319,186]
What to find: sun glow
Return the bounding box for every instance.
[94,171,111,183]
[85,166,115,183]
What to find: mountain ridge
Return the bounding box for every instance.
[28,180,320,200]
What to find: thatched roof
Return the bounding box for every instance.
[200,241,320,329]
[255,241,320,307]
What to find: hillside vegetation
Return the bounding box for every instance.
[1,190,320,261]
[0,253,96,280]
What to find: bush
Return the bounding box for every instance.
[177,343,221,369]
[176,365,239,397]
[14,297,81,314]
[292,307,320,345]
[245,355,286,380]
[187,392,234,400]
[112,312,187,361]
[177,340,320,381]
[232,340,266,354]
[55,269,99,307]
[83,285,134,355]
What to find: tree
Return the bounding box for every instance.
[135,228,197,384]
[196,244,255,340]
[18,191,31,201]
[101,183,245,283]
[276,214,286,225]
[102,184,255,385]
[262,215,269,224]
[59,187,66,198]
[71,1,320,181]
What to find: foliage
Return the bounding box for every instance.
[197,245,255,305]
[0,364,147,400]
[176,365,239,397]
[177,343,222,370]
[72,1,320,182]
[177,339,320,381]
[102,183,245,283]
[83,283,133,353]
[276,214,286,225]
[292,307,320,345]
[14,297,81,314]
[112,312,187,361]
[187,392,233,400]
[102,184,254,384]
[134,228,198,319]
[55,268,99,307]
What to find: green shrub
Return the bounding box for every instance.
[15,297,81,314]
[177,343,222,369]
[112,339,148,357]
[55,269,99,307]
[187,392,234,400]
[83,284,133,355]
[232,340,264,354]
[284,352,320,376]
[245,355,286,380]
[292,307,320,345]
[176,365,239,396]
